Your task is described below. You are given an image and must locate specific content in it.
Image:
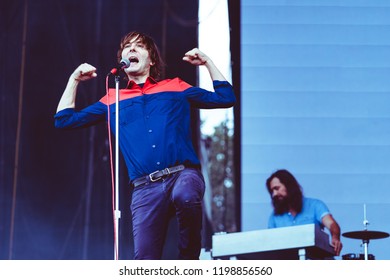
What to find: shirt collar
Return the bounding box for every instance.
[126,76,158,89]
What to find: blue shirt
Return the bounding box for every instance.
[54,77,235,180]
[268,197,330,229]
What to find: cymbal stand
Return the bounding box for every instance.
[342,203,389,260]
[362,204,369,260]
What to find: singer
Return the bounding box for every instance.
[54,31,236,260]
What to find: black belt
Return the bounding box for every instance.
[132,164,185,187]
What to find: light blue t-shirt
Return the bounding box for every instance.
[268,197,330,229]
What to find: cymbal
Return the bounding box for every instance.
[342,230,389,240]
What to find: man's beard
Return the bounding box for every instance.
[272,195,290,215]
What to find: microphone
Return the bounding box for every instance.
[108,58,130,76]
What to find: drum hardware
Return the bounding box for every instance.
[342,253,375,260]
[342,204,389,260]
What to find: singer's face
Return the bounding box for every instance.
[121,37,154,78]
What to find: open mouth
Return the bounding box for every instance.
[129,56,139,64]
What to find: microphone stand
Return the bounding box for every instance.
[108,59,129,260]
[113,74,121,260]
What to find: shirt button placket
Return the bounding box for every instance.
[148,128,160,167]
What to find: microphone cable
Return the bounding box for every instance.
[105,75,119,260]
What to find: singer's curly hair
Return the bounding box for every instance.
[117,31,164,80]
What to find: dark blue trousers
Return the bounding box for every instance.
[130,168,205,260]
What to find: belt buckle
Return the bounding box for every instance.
[149,168,171,182]
[149,170,161,182]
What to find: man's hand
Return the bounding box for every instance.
[322,214,343,256]
[183,48,227,81]
[331,237,343,256]
[72,63,97,81]
[183,48,210,66]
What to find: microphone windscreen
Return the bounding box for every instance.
[120,58,130,69]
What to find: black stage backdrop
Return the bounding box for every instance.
[1,0,199,260]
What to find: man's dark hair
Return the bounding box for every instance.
[266,169,303,214]
[117,31,164,80]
